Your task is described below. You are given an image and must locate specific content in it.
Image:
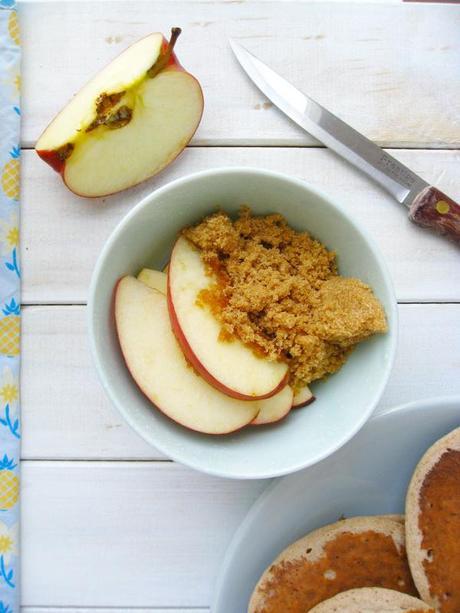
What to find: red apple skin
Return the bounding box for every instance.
[36,149,66,174]
[166,268,289,401]
[35,33,204,198]
[113,278,259,435]
[292,395,316,409]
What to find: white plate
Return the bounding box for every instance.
[211,396,460,613]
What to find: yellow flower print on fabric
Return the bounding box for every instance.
[0,368,18,407]
[0,212,19,256]
[0,522,17,565]
[0,209,21,282]
[1,148,19,201]
[0,365,20,439]
[0,0,21,605]
[0,518,18,589]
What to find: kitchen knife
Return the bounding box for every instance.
[229,39,460,244]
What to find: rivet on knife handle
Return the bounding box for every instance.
[409,187,460,244]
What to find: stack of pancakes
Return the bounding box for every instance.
[248,427,459,612]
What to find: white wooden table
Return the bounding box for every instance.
[19,1,460,610]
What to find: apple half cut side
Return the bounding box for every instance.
[115,277,260,435]
[292,385,315,409]
[251,385,293,426]
[137,268,167,294]
[168,236,289,401]
[36,29,203,197]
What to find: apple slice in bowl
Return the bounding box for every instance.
[137,268,167,294]
[115,276,261,434]
[132,269,293,428]
[292,385,315,409]
[251,385,293,426]
[168,237,289,401]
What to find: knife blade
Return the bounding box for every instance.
[229,39,460,244]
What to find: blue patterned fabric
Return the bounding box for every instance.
[0,0,20,610]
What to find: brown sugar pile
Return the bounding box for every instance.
[184,209,387,388]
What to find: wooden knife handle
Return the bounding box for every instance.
[408,186,460,244]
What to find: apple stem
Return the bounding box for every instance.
[169,27,182,52]
[147,27,182,79]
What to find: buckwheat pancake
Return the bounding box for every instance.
[248,516,417,613]
[405,427,460,613]
[309,588,434,612]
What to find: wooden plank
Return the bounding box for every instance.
[21,148,460,304]
[21,461,266,607]
[19,1,460,148]
[21,305,157,460]
[21,304,460,461]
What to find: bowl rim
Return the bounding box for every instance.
[88,166,398,479]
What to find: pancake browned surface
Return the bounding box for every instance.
[309,587,434,612]
[248,516,417,613]
[405,427,460,613]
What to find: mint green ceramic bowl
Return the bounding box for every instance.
[88,168,397,479]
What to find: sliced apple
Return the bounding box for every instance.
[137,268,167,294]
[115,276,260,434]
[251,385,293,426]
[292,384,316,409]
[168,236,289,400]
[36,29,203,197]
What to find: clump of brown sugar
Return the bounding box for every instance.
[184,208,387,388]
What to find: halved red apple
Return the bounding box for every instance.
[167,237,289,400]
[115,276,260,434]
[292,385,315,409]
[36,29,203,197]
